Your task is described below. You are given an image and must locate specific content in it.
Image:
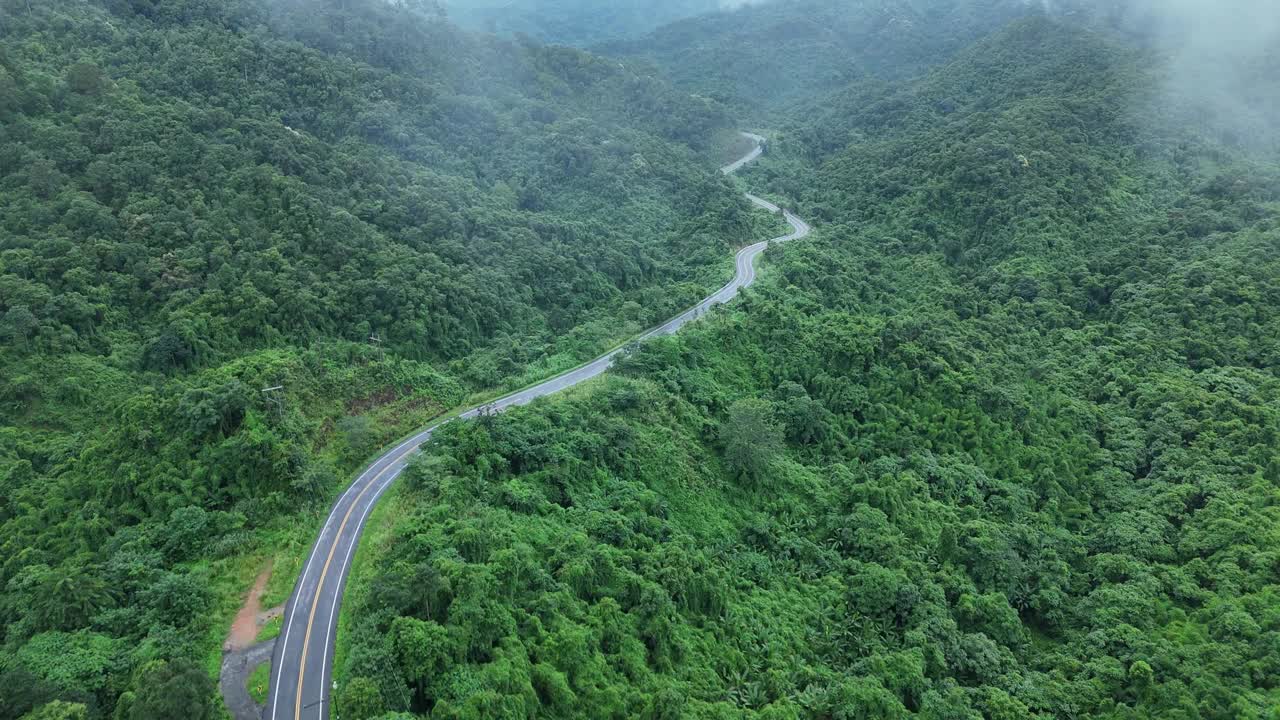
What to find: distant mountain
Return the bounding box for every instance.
[601,0,1042,121]
[445,0,723,45]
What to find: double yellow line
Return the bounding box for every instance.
[283,132,780,719]
[292,443,416,719]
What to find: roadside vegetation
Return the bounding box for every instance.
[0,0,772,717]
[246,662,270,706]
[4,0,1278,718]
[337,12,1280,720]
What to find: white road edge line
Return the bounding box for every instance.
[317,463,406,719]
[274,132,810,718]
[270,426,437,719]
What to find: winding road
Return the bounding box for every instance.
[262,132,810,720]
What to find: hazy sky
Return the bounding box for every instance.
[1020,0,1278,146]
[1135,0,1280,146]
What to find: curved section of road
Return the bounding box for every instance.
[263,132,810,720]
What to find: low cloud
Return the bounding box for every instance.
[1025,0,1277,149]
[1140,0,1279,148]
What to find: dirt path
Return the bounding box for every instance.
[220,562,278,720]
[226,562,272,652]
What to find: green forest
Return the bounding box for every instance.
[599,0,1041,122]
[4,0,1280,719]
[337,9,1280,720]
[0,0,773,717]
[443,0,721,46]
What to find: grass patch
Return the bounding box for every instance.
[256,614,283,644]
[332,480,410,681]
[247,661,271,705]
[259,522,319,610]
[198,553,266,680]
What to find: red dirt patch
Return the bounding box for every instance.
[345,386,407,414]
[225,561,272,653]
[381,394,444,427]
[258,604,284,625]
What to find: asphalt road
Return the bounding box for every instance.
[264,132,811,720]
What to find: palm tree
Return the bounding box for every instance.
[37,562,116,631]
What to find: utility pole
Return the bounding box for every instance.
[369,333,384,361]
[261,385,285,418]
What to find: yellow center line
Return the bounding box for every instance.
[285,134,774,719]
[293,446,414,720]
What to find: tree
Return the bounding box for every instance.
[721,398,783,481]
[775,381,831,444]
[0,305,38,349]
[338,415,378,462]
[141,332,193,372]
[6,565,117,633]
[64,64,104,95]
[18,702,87,720]
[293,461,337,502]
[126,660,215,720]
[0,669,55,720]
[0,66,18,119]
[338,677,385,720]
[160,506,210,562]
[390,616,451,685]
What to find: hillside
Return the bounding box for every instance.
[600,0,1041,121]
[0,0,772,717]
[5,0,1279,718]
[338,13,1280,720]
[444,0,721,46]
